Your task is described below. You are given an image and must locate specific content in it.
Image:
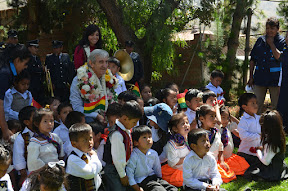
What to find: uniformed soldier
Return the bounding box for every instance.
[26,39,46,106]
[6,30,19,45]
[45,40,75,102]
[125,40,144,87]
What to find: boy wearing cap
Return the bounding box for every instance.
[144,103,173,156]
[26,39,46,106]
[46,40,75,102]
[108,56,127,95]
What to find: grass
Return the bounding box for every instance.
[219,139,288,191]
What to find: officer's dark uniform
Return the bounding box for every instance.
[26,39,46,106]
[45,40,75,102]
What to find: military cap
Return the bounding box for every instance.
[52,40,63,48]
[26,39,39,47]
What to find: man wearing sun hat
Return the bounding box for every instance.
[46,40,75,102]
[144,103,173,155]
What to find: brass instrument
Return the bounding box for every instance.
[44,66,54,97]
[114,49,134,81]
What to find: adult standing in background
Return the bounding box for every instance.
[6,29,19,45]
[247,17,285,114]
[74,24,103,69]
[0,44,31,140]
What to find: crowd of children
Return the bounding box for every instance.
[1,62,288,191]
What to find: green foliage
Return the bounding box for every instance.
[151,71,162,82]
[278,1,288,30]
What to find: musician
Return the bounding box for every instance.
[26,39,45,106]
[46,40,75,102]
[125,40,144,86]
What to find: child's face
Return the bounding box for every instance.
[205,96,216,106]
[92,131,102,150]
[242,98,258,116]
[24,112,35,130]
[173,117,190,138]
[108,62,119,75]
[199,110,217,130]
[73,130,94,153]
[107,115,118,127]
[191,134,210,158]
[38,114,54,135]
[170,84,179,95]
[14,79,30,94]
[50,100,60,115]
[59,106,73,123]
[210,76,222,87]
[120,115,139,130]
[187,97,201,111]
[221,112,230,127]
[0,160,11,179]
[164,90,177,108]
[141,86,152,102]
[134,133,153,153]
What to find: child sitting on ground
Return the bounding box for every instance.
[161,113,191,187]
[13,106,36,186]
[66,123,102,190]
[126,125,178,191]
[4,70,32,120]
[103,101,142,190]
[244,110,288,181]
[183,129,226,191]
[206,69,225,102]
[196,105,249,183]
[27,108,64,172]
[20,161,67,191]
[237,93,261,166]
[144,103,173,156]
[185,89,201,128]
[45,97,61,128]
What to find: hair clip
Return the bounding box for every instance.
[45,104,50,109]
[48,160,65,168]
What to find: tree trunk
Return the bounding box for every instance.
[27,0,40,39]
[243,8,252,87]
[224,0,248,100]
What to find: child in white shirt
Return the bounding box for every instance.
[183,129,226,191]
[184,89,201,129]
[206,70,225,102]
[108,57,127,95]
[126,125,177,191]
[66,123,102,191]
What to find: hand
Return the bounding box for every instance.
[206,185,216,191]
[220,162,229,171]
[256,146,263,151]
[247,78,254,87]
[120,175,129,186]
[2,128,13,141]
[266,36,274,47]
[131,184,144,191]
[96,114,105,124]
[89,150,97,156]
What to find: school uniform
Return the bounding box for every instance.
[114,73,127,95]
[27,55,45,106]
[53,123,73,157]
[0,174,14,191]
[161,139,190,187]
[237,112,262,167]
[244,144,288,181]
[46,53,75,102]
[103,120,133,191]
[4,87,32,120]
[13,127,34,171]
[183,150,224,191]
[126,148,177,191]
[185,108,196,125]
[206,82,225,101]
[66,147,102,191]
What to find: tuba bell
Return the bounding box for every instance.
[114,49,134,81]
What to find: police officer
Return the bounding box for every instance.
[6,29,19,45]
[125,40,144,87]
[248,17,285,114]
[46,40,75,102]
[26,39,46,106]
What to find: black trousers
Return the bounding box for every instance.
[138,175,178,191]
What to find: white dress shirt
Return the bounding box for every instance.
[96,139,106,167]
[114,73,127,95]
[208,131,223,160]
[0,174,14,191]
[163,140,190,170]
[126,148,161,186]
[110,120,132,178]
[66,147,102,190]
[13,127,34,171]
[206,82,224,101]
[237,112,261,156]
[220,122,237,159]
[256,144,279,166]
[53,124,72,157]
[4,87,32,120]
[185,107,196,124]
[183,150,222,190]
[27,133,64,172]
